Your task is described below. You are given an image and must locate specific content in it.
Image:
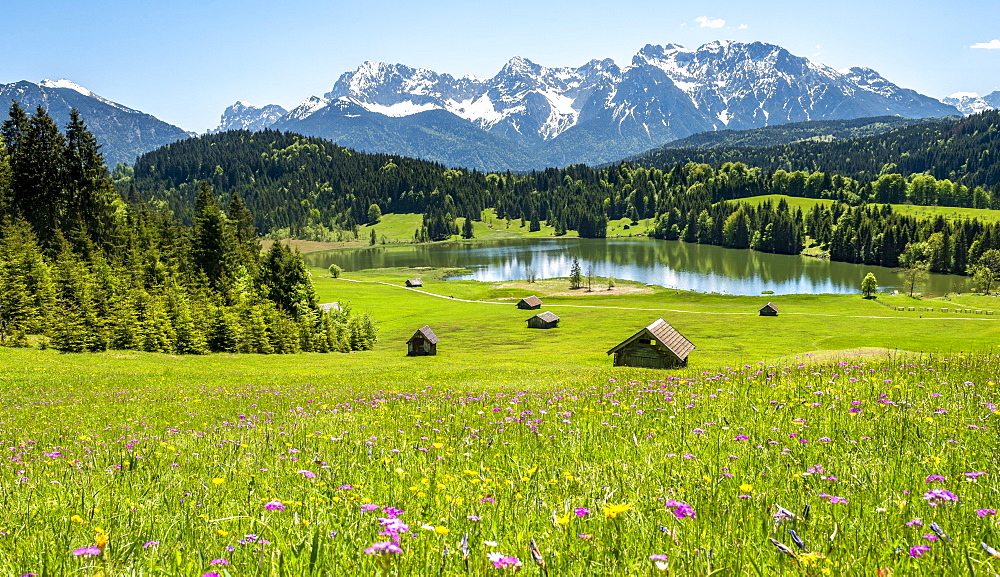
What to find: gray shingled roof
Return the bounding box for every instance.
[607,318,695,360]
[520,296,542,306]
[409,325,439,344]
[406,278,423,286]
[529,311,560,323]
[760,302,778,312]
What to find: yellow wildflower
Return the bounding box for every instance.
[603,503,632,518]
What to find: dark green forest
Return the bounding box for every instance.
[0,103,377,353]
[630,111,1000,194]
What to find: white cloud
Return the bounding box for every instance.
[971,39,1000,49]
[695,16,726,28]
[738,24,748,30]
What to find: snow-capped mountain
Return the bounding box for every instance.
[941,91,1000,116]
[211,101,288,133]
[0,79,192,166]
[265,40,958,169]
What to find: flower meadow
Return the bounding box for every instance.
[2,353,1000,575]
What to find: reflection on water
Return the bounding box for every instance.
[304,238,970,296]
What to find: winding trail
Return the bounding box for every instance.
[328,279,1000,322]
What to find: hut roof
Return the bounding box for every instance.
[406,278,423,286]
[760,302,778,312]
[607,318,695,360]
[528,311,560,323]
[519,296,542,307]
[409,325,439,344]
[319,302,342,312]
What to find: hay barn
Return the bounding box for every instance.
[517,296,542,310]
[759,302,779,316]
[406,325,438,356]
[526,311,559,329]
[607,318,694,369]
[405,278,423,288]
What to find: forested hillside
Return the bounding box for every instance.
[649,116,937,151]
[0,103,376,354]
[631,111,1000,190]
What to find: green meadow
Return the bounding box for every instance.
[3,266,1000,575]
[735,194,1000,224]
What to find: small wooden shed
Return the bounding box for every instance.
[526,311,559,329]
[517,295,542,310]
[406,325,438,356]
[607,318,695,369]
[759,302,779,316]
[405,278,423,288]
[319,302,342,312]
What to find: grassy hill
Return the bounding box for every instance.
[730,194,1000,224]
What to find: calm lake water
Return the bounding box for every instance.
[304,238,971,296]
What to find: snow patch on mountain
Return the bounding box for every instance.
[39,78,134,112]
[941,91,1000,115]
[211,101,288,133]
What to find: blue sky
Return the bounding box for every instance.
[4,0,998,132]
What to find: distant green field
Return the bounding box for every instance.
[306,267,999,369]
[732,194,1000,223]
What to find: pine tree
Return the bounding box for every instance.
[569,257,583,289]
[17,107,68,243]
[227,192,260,275]
[64,108,119,251]
[192,181,236,293]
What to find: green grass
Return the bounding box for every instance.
[733,194,1000,223]
[312,268,1000,368]
[4,269,1000,575]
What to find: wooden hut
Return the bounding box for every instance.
[405,278,423,288]
[606,318,694,369]
[319,302,342,312]
[406,325,438,356]
[517,295,542,310]
[526,311,559,329]
[759,302,779,316]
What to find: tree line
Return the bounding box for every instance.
[0,103,377,353]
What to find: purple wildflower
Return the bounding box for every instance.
[209,559,229,566]
[297,470,316,479]
[664,499,696,519]
[925,475,946,483]
[143,540,159,548]
[909,545,931,558]
[264,500,285,511]
[363,541,403,555]
[361,503,380,512]
[382,506,404,518]
[976,509,997,517]
[923,489,959,506]
[574,507,591,517]
[71,546,101,557]
[906,519,923,527]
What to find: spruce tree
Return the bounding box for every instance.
[63,109,119,251]
[192,181,236,293]
[227,192,260,275]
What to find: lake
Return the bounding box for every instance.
[304,237,971,296]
